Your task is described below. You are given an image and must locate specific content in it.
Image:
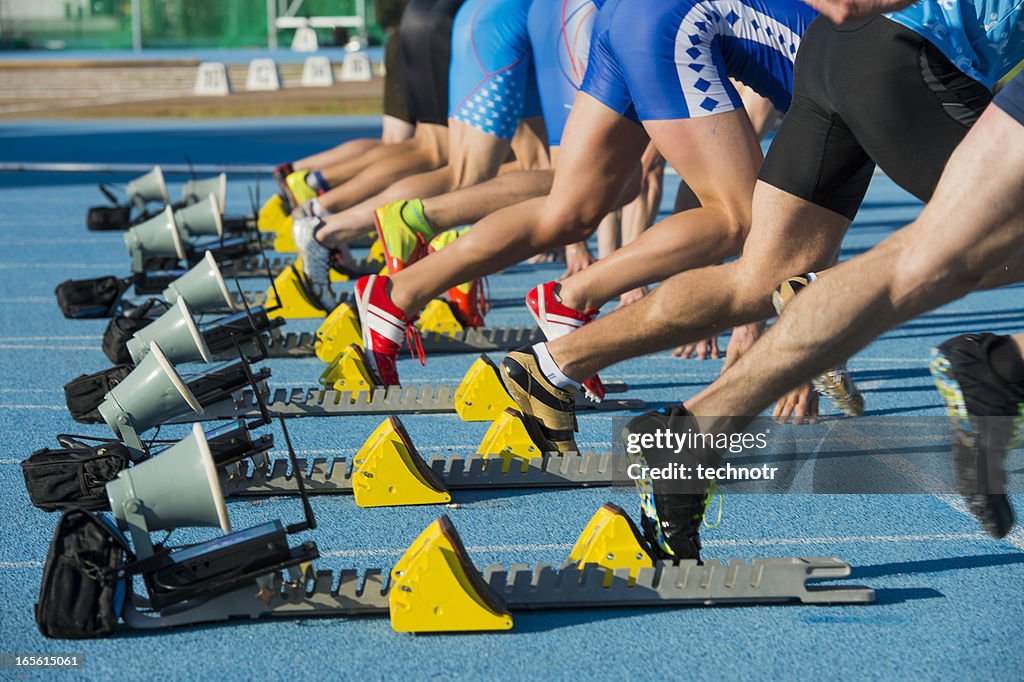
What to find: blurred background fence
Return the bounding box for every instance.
[0,0,382,51]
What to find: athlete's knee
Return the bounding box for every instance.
[536,197,600,244]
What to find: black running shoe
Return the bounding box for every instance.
[930,333,1024,538]
[624,405,719,561]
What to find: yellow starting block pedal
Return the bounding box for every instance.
[258,194,291,236]
[390,515,513,633]
[351,416,451,507]
[368,235,384,263]
[319,343,376,397]
[475,408,545,470]
[453,355,516,422]
[315,303,363,363]
[416,299,465,336]
[265,265,328,319]
[568,503,654,587]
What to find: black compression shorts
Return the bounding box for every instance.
[383,26,410,122]
[399,0,467,127]
[995,71,1024,126]
[759,16,992,221]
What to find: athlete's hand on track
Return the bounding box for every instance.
[526,249,563,264]
[561,243,596,278]
[721,322,765,374]
[800,0,915,24]
[772,384,819,425]
[673,335,721,360]
[618,286,648,308]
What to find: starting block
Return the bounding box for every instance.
[350,417,451,507]
[293,255,348,283]
[476,408,544,466]
[416,299,466,336]
[368,236,384,263]
[258,194,292,240]
[568,504,653,587]
[453,355,517,422]
[265,266,332,319]
[315,303,363,362]
[115,509,873,636]
[319,344,375,396]
[390,516,514,632]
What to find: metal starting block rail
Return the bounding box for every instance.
[119,507,873,635]
[216,325,548,361]
[167,382,641,422]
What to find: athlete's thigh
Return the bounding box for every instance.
[738,181,852,290]
[548,93,648,218]
[644,110,762,221]
[831,18,992,203]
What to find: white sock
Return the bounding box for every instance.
[532,342,580,390]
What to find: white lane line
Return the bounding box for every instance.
[0,336,101,342]
[0,263,123,270]
[0,404,66,410]
[935,494,1024,552]
[0,532,994,568]
[0,344,99,351]
[0,297,53,303]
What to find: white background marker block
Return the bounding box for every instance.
[340,52,372,82]
[194,62,232,96]
[301,56,335,87]
[292,26,320,52]
[246,59,282,91]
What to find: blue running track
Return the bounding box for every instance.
[0,119,1021,681]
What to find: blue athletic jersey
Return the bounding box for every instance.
[448,0,542,139]
[529,0,599,146]
[582,0,817,121]
[888,0,1024,89]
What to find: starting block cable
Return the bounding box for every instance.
[120,504,874,634]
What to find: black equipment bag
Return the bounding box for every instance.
[64,366,133,423]
[101,299,169,365]
[36,509,133,639]
[55,276,134,319]
[21,442,130,512]
[86,205,132,231]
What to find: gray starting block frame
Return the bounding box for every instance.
[121,557,873,631]
[167,383,642,422]
[222,450,623,497]
[216,325,548,360]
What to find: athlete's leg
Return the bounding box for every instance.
[550,183,850,381]
[389,94,647,314]
[316,119,520,244]
[417,169,554,231]
[557,107,762,311]
[294,138,382,172]
[687,103,1024,431]
[314,122,450,213]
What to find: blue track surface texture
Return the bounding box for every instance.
[0,119,1021,681]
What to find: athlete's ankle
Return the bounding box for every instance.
[547,343,588,387]
[387,275,420,318]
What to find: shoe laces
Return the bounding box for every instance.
[405,324,426,366]
[701,480,724,529]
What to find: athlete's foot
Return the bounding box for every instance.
[930,333,1024,538]
[297,219,343,311]
[499,347,579,454]
[773,274,864,416]
[284,170,320,210]
[273,162,294,199]
[354,274,423,386]
[624,405,717,561]
[374,199,434,274]
[526,281,606,401]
